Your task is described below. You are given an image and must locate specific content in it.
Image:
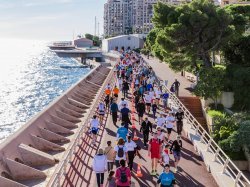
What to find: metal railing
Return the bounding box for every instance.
[156,78,250,187]
[47,65,117,187]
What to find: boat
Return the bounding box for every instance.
[48,41,76,50]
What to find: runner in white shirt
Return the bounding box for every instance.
[118,98,128,111]
[118,77,123,89]
[144,93,152,113]
[125,135,138,170]
[156,126,166,144]
[98,102,105,124]
[149,88,155,99]
[156,112,166,128]
[90,115,100,145]
[154,88,162,107]
[165,112,176,140]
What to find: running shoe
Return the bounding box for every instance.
[154,170,159,175]
[150,170,155,175]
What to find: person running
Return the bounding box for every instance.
[105,141,115,172]
[152,100,158,119]
[118,98,128,111]
[92,148,107,187]
[98,102,105,124]
[170,135,182,173]
[118,77,123,90]
[105,170,116,187]
[165,112,176,141]
[154,87,162,107]
[122,80,129,98]
[114,138,128,168]
[115,159,131,187]
[175,108,184,135]
[117,123,128,142]
[144,92,152,113]
[173,79,180,97]
[156,126,165,144]
[140,117,153,147]
[125,135,138,171]
[113,85,120,98]
[110,100,119,126]
[104,95,110,109]
[120,104,132,126]
[162,91,169,112]
[157,164,176,187]
[148,131,162,176]
[156,112,166,128]
[161,144,170,166]
[90,115,100,145]
[137,99,145,123]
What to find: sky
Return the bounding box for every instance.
[0,0,106,41]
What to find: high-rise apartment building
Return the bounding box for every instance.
[103,0,219,37]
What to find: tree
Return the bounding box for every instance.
[194,66,226,108]
[151,0,233,70]
[85,33,93,40]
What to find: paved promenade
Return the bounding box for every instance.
[61,57,218,187]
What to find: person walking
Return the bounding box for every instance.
[173,79,180,97]
[118,98,128,111]
[144,92,152,114]
[137,99,145,123]
[117,123,128,142]
[152,100,158,119]
[98,102,106,124]
[105,141,115,172]
[113,85,120,98]
[165,112,176,141]
[114,138,128,168]
[122,80,129,98]
[170,135,182,173]
[140,117,152,147]
[175,108,184,135]
[92,148,107,187]
[115,159,131,187]
[157,164,176,187]
[125,135,138,171]
[110,100,119,126]
[148,131,162,176]
[161,144,170,166]
[156,112,166,128]
[90,115,100,145]
[120,104,132,126]
[162,91,169,112]
[105,171,116,187]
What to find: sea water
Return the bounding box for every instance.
[0,38,90,142]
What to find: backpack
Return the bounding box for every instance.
[119,168,128,183]
[117,146,124,158]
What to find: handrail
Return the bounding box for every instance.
[47,65,117,187]
[153,74,250,187]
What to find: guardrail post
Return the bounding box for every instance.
[213,148,220,162]
[195,125,199,135]
[63,160,67,175]
[57,172,61,187]
[200,131,206,143]
[234,171,242,187]
[222,158,229,173]
[206,139,212,152]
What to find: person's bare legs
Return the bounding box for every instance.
[154,158,159,174]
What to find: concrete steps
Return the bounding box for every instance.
[0,65,111,187]
[179,96,207,130]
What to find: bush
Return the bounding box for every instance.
[133,48,141,53]
[208,103,224,111]
[207,110,225,118]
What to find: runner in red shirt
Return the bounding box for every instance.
[148,131,162,176]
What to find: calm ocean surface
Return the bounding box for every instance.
[0,38,90,142]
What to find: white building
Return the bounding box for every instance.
[102,35,144,52]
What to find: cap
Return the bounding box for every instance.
[97,148,104,154]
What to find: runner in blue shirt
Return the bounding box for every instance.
[117,123,128,142]
[157,164,176,187]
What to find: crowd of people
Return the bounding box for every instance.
[90,51,184,187]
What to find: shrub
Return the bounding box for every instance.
[207,110,225,118]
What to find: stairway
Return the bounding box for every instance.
[179,97,207,130]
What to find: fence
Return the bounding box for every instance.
[157,78,250,187]
[47,65,117,187]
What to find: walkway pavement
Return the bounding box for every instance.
[61,57,218,187]
[142,55,194,97]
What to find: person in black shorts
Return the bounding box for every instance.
[175,108,184,135]
[137,99,145,123]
